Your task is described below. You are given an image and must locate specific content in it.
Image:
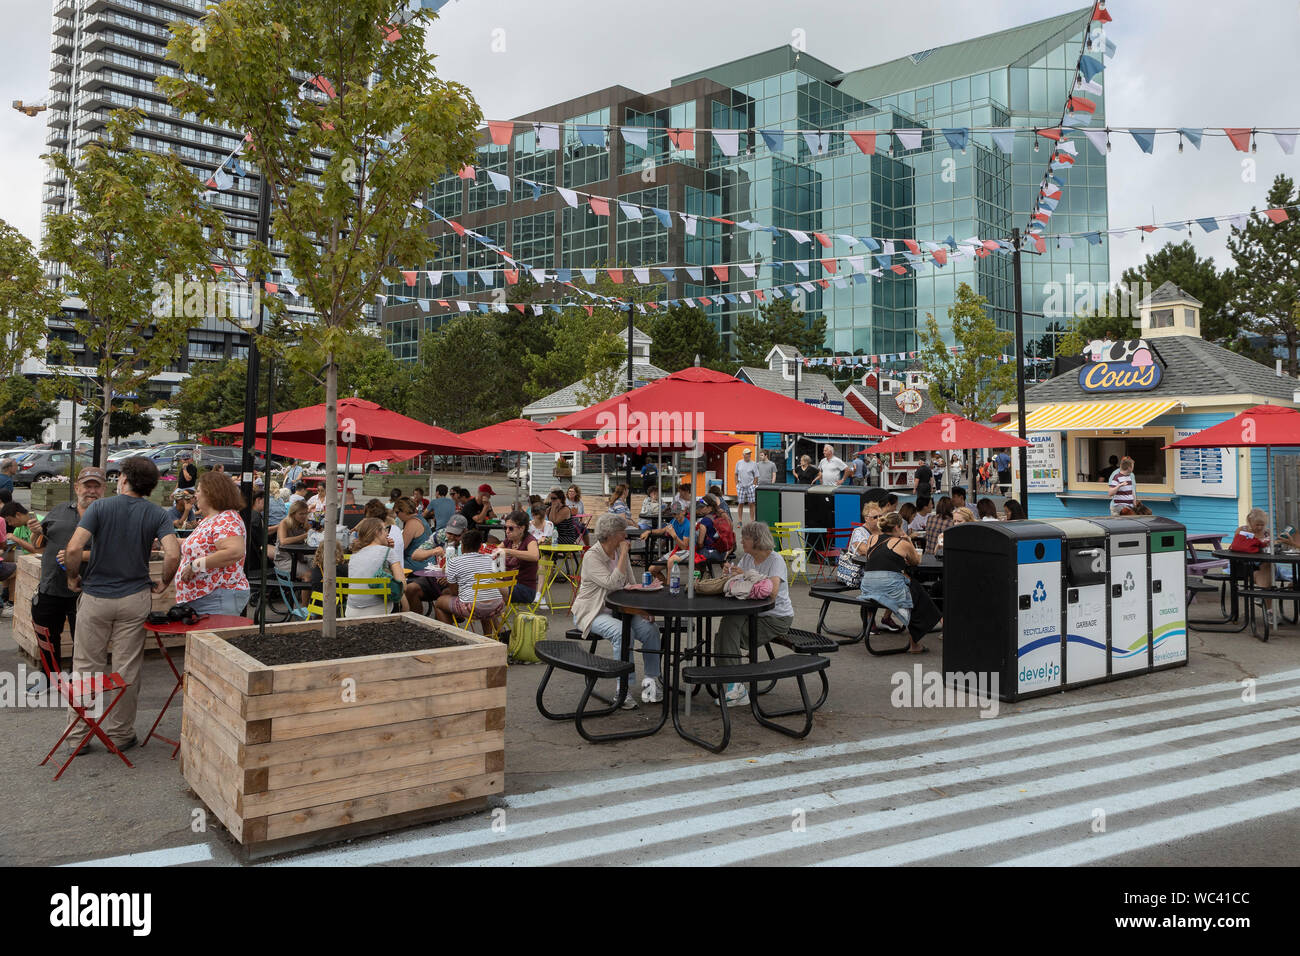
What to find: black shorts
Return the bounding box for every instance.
[414,575,442,601]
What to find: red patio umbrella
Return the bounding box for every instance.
[582,428,747,455]
[458,418,589,504]
[548,366,886,598]
[866,413,1030,454]
[1167,404,1300,549]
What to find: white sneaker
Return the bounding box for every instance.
[614,682,638,709]
[640,677,663,704]
[714,683,749,707]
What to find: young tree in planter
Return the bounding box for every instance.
[0,218,62,381]
[39,112,224,467]
[917,282,1016,491]
[164,0,481,637]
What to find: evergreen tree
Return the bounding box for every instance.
[732,297,828,367]
[1226,175,1300,373]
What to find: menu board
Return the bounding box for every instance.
[1012,431,1064,492]
[1173,428,1237,498]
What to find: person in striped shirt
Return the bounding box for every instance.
[434,529,503,625]
[1108,456,1136,514]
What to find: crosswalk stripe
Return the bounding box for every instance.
[60,843,215,868]
[654,714,1300,867]
[459,705,1300,867]
[818,752,1300,867]
[273,689,1300,867]
[996,788,1300,867]
[505,669,1300,810]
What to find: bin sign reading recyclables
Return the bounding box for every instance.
[1078,361,1162,393]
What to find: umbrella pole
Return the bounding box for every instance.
[260,356,275,638]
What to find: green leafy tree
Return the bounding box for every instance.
[39,111,225,467]
[732,297,828,367]
[410,316,512,431]
[646,304,725,373]
[169,358,292,437]
[1226,175,1300,373]
[1119,240,1235,344]
[81,403,155,441]
[0,377,58,442]
[0,218,62,380]
[165,0,481,636]
[287,329,413,414]
[917,283,1016,423]
[522,274,635,405]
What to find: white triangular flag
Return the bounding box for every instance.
[1274,129,1298,155]
[882,240,895,255]
[620,126,648,151]
[713,130,740,157]
[848,256,865,273]
[739,292,751,303]
[739,263,756,278]
[1227,214,1249,230]
[557,186,578,208]
[417,299,430,311]
[788,229,811,244]
[530,268,546,283]
[619,202,643,220]
[1082,128,1109,153]
[486,169,510,191]
[534,122,559,150]
[895,129,923,150]
[1057,139,1078,156]
[532,304,543,316]
[680,213,697,235]
[457,300,470,312]
[632,268,649,284]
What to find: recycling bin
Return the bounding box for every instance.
[1093,517,1151,676]
[755,483,788,526]
[802,487,835,532]
[1132,516,1188,671]
[943,520,1064,702]
[832,485,876,530]
[1038,518,1110,688]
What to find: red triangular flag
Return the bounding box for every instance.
[932,249,948,266]
[697,296,711,306]
[1224,128,1252,152]
[1066,96,1096,114]
[903,238,920,254]
[710,265,729,282]
[401,271,417,286]
[709,216,736,225]
[847,131,877,155]
[457,165,476,180]
[513,303,525,313]
[667,129,695,151]
[820,258,837,274]
[504,269,519,284]
[487,121,514,146]
[1034,210,1052,223]
[1138,225,1157,232]
[437,299,449,307]
[447,219,466,236]
[382,24,401,43]
[607,269,623,284]
[310,75,336,99]
[756,290,766,301]
[583,306,593,316]
[212,264,224,274]
[1091,2,1112,22]
[1032,234,1046,254]
[1052,152,1075,165]
[812,232,832,248]
[890,264,907,275]
[1265,208,1290,223]
[264,281,279,294]
[1037,127,1063,141]
[816,279,829,289]
[589,196,610,216]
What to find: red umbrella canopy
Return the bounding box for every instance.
[1166,404,1300,448]
[239,437,415,464]
[213,397,485,454]
[546,366,887,439]
[867,413,1030,455]
[458,418,588,454]
[582,428,748,455]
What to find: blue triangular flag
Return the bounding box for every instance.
[520,177,542,201]
[942,128,970,151]
[651,207,672,228]
[793,260,809,276]
[1082,232,1103,245]
[477,269,493,285]
[660,267,676,282]
[452,270,468,287]
[556,268,572,283]
[852,272,868,285]
[686,267,703,281]
[1196,218,1219,233]
[1179,128,1204,150]
[990,129,1015,154]
[860,237,880,252]
[1079,54,1104,82]
[945,235,958,250]
[1130,129,1156,154]
[760,129,785,152]
[724,294,737,303]
[477,303,490,313]
[874,254,892,270]
[580,269,596,284]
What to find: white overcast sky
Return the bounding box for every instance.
[1,0,1296,281]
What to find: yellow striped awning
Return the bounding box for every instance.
[1001,399,1180,432]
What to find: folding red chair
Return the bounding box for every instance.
[812,528,854,582]
[33,624,133,781]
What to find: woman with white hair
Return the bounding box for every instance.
[573,511,663,705]
[711,521,793,706]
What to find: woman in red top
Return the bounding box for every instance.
[174,471,250,616]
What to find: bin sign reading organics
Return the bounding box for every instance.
[1012,431,1064,492]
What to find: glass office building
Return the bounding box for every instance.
[386,6,1107,369]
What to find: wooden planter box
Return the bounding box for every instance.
[9,554,177,663]
[361,473,433,498]
[28,480,175,510]
[180,614,506,857]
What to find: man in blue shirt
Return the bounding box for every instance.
[426,484,457,532]
[995,450,1012,487]
[0,459,17,498]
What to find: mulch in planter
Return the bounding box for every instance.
[227,619,471,666]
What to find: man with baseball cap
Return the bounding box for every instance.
[405,514,467,613]
[25,467,106,675]
[735,448,760,527]
[464,484,496,528]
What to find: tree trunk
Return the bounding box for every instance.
[99,382,113,470]
[323,353,339,639]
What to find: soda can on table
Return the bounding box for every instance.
[643,571,652,587]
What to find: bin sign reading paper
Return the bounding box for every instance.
[1016,539,1062,694]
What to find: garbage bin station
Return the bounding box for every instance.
[943,516,1188,702]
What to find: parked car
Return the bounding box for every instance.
[104,445,194,479]
[197,445,267,473]
[13,450,92,486]
[302,458,386,476]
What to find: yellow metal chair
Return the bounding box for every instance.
[305,577,394,619]
[454,570,516,638]
[773,521,810,585]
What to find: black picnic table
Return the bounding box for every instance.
[1203,549,1300,640]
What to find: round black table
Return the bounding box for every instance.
[278,541,318,582]
[607,588,774,744]
[1204,549,1300,638]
